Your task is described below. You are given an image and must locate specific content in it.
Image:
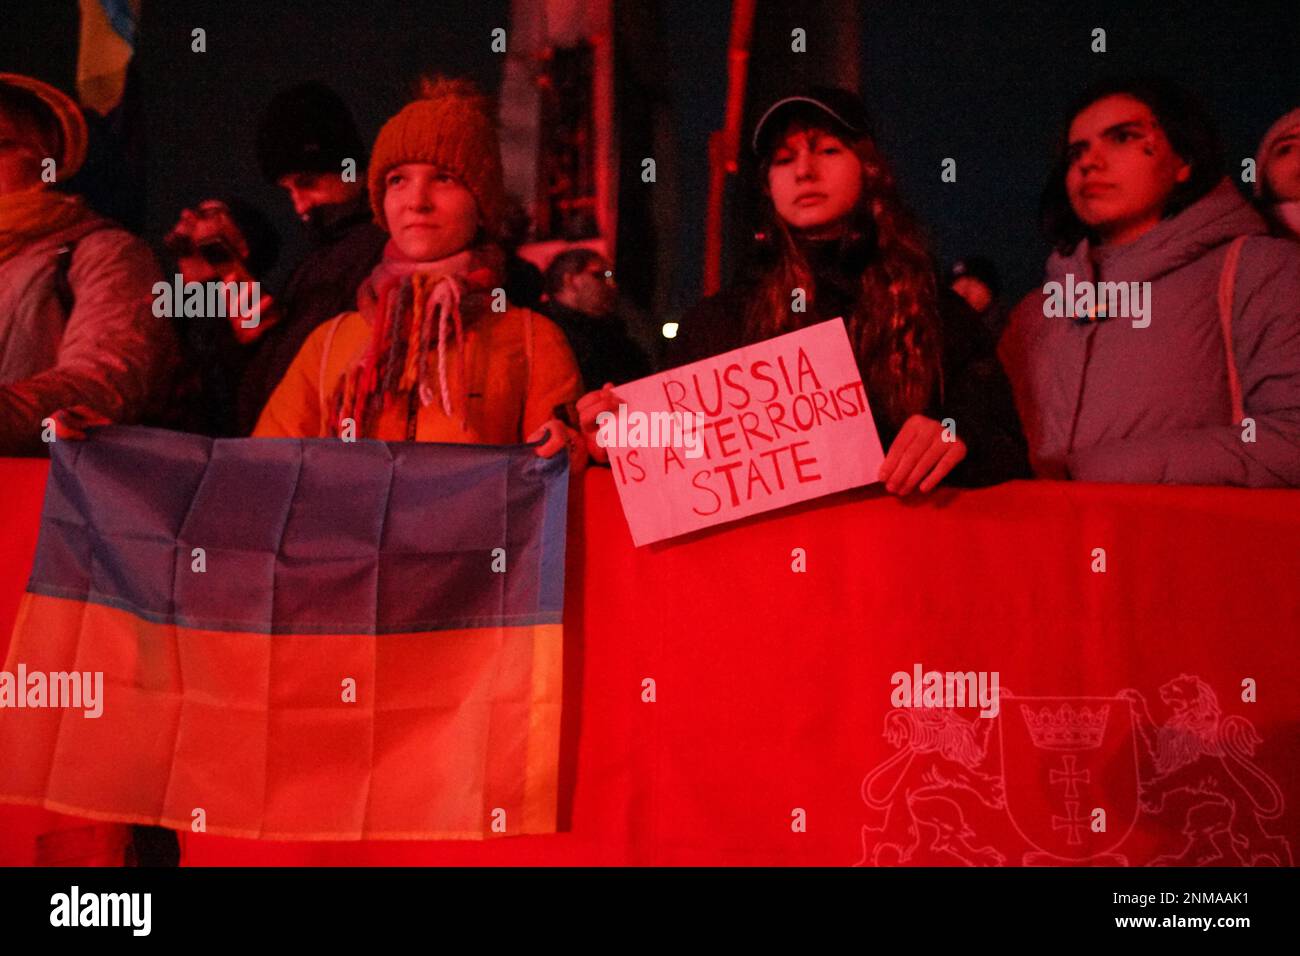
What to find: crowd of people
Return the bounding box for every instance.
[2,69,1298,488]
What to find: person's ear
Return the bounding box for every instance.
[1174,159,1192,184]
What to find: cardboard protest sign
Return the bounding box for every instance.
[600,318,884,545]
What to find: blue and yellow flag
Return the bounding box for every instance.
[0,427,567,840]
[77,0,140,116]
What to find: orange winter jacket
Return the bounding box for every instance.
[253,304,581,444]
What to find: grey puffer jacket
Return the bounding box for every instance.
[1001,179,1300,487]
[0,213,176,456]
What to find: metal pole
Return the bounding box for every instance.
[703,0,755,298]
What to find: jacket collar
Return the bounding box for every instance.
[1047,178,1267,284]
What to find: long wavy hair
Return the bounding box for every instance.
[745,116,941,429]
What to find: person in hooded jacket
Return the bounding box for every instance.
[0,73,176,455]
[581,87,1029,494]
[1000,76,1300,487]
[1254,107,1300,241]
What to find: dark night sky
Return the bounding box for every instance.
[851,1,1300,301]
[656,0,1300,309]
[4,0,1297,315]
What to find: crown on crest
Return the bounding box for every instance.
[1020,703,1109,750]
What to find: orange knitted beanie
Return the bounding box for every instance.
[368,77,506,237]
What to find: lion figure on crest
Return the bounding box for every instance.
[1121,675,1292,867]
[856,707,1005,867]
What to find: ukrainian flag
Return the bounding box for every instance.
[77,0,140,116]
[0,427,567,839]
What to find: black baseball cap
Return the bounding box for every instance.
[751,86,873,156]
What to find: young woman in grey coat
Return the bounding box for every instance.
[1001,76,1300,487]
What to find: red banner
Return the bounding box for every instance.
[3,459,1297,866]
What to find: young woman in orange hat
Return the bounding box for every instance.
[255,78,585,468]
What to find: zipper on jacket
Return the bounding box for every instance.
[1065,324,1099,463]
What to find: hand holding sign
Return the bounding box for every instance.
[600,319,884,545]
[578,383,619,464]
[879,414,968,494]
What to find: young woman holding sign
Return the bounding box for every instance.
[579,87,1029,495]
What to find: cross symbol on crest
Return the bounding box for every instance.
[1049,754,1090,798]
[1051,800,1088,846]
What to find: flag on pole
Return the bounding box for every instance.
[77,0,140,116]
[0,427,568,840]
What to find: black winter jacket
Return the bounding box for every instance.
[544,301,652,391]
[235,193,387,434]
[666,240,1029,487]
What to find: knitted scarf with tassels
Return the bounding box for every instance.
[331,242,504,437]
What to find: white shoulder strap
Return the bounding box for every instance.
[1217,236,1247,426]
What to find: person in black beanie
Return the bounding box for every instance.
[238,82,387,434]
